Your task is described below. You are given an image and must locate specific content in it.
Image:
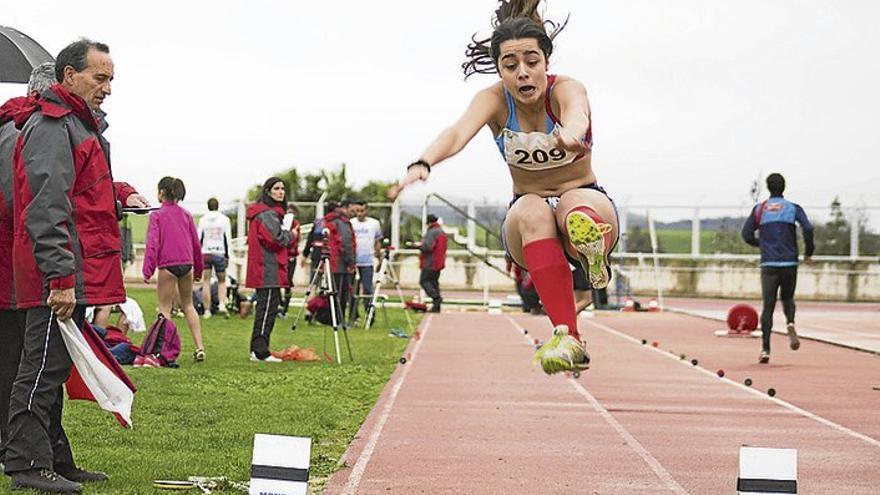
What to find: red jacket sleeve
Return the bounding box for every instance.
[114,181,137,206]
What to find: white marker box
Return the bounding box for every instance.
[249,434,311,495]
[737,446,797,494]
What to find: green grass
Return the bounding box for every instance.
[53,288,416,494]
[124,214,150,244]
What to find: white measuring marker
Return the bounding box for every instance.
[737,446,797,494]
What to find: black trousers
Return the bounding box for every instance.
[760,266,798,352]
[251,288,280,359]
[332,273,351,322]
[0,310,26,464]
[281,260,297,315]
[4,306,83,474]
[420,269,442,307]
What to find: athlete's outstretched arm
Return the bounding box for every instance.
[551,78,591,154]
[389,87,500,198]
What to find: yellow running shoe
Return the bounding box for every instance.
[532,325,590,375]
[566,210,613,289]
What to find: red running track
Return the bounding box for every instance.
[324,311,880,494]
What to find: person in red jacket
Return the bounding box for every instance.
[419,214,448,313]
[322,201,356,320]
[0,61,56,485]
[6,40,149,492]
[246,177,293,362]
[279,204,301,317]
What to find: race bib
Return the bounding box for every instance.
[503,125,577,171]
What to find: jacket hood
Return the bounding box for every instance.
[0,96,39,129]
[247,202,282,220]
[38,84,102,131]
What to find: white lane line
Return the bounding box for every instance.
[586,318,880,449]
[341,315,434,495]
[504,315,690,495]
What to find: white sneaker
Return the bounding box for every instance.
[202,311,212,320]
[250,352,283,363]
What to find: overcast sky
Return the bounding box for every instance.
[2,0,879,219]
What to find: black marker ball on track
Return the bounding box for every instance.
[691,359,698,366]
[744,378,753,387]
[523,330,528,335]
[768,388,776,397]
[399,357,407,364]
[641,339,647,345]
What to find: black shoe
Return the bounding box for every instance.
[57,467,108,483]
[429,305,441,313]
[10,469,82,493]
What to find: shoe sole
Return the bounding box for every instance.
[566,211,611,289]
[759,355,770,364]
[787,326,800,350]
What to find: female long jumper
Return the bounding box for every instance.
[390,0,619,374]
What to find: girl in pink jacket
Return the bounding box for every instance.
[143,177,206,362]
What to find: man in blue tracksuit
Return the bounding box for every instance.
[741,173,814,364]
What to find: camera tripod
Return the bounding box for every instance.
[364,243,413,332]
[290,236,353,364]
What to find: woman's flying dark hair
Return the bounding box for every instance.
[260,177,287,207]
[462,0,569,79]
[158,176,186,202]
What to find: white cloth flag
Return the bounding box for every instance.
[58,318,134,427]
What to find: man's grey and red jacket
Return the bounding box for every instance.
[0,96,33,310]
[11,84,137,309]
[246,202,293,288]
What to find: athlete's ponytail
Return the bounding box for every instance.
[462,0,569,79]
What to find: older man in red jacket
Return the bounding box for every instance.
[5,39,148,493]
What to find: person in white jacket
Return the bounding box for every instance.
[197,197,233,317]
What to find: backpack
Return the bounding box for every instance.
[140,314,181,366]
[306,294,333,325]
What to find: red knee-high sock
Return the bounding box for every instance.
[522,238,579,338]
[566,206,612,250]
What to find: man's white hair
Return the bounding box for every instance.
[27,62,56,95]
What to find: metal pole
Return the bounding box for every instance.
[482,263,489,307]
[391,199,400,250]
[647,209,664,309]
[237,199,246,245]
[618,206,628,255]
[315,191,328,219]
[692,207,701,256]
[467,202,477,251]
[849,208,859,259]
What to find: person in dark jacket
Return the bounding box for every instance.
[302,214,326,282]
[0,62,56,482]
[6,40,149,492]
[742,173,814,364]
[419,214,448,313]
[322,201,356,320]
[246,177,293,362]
